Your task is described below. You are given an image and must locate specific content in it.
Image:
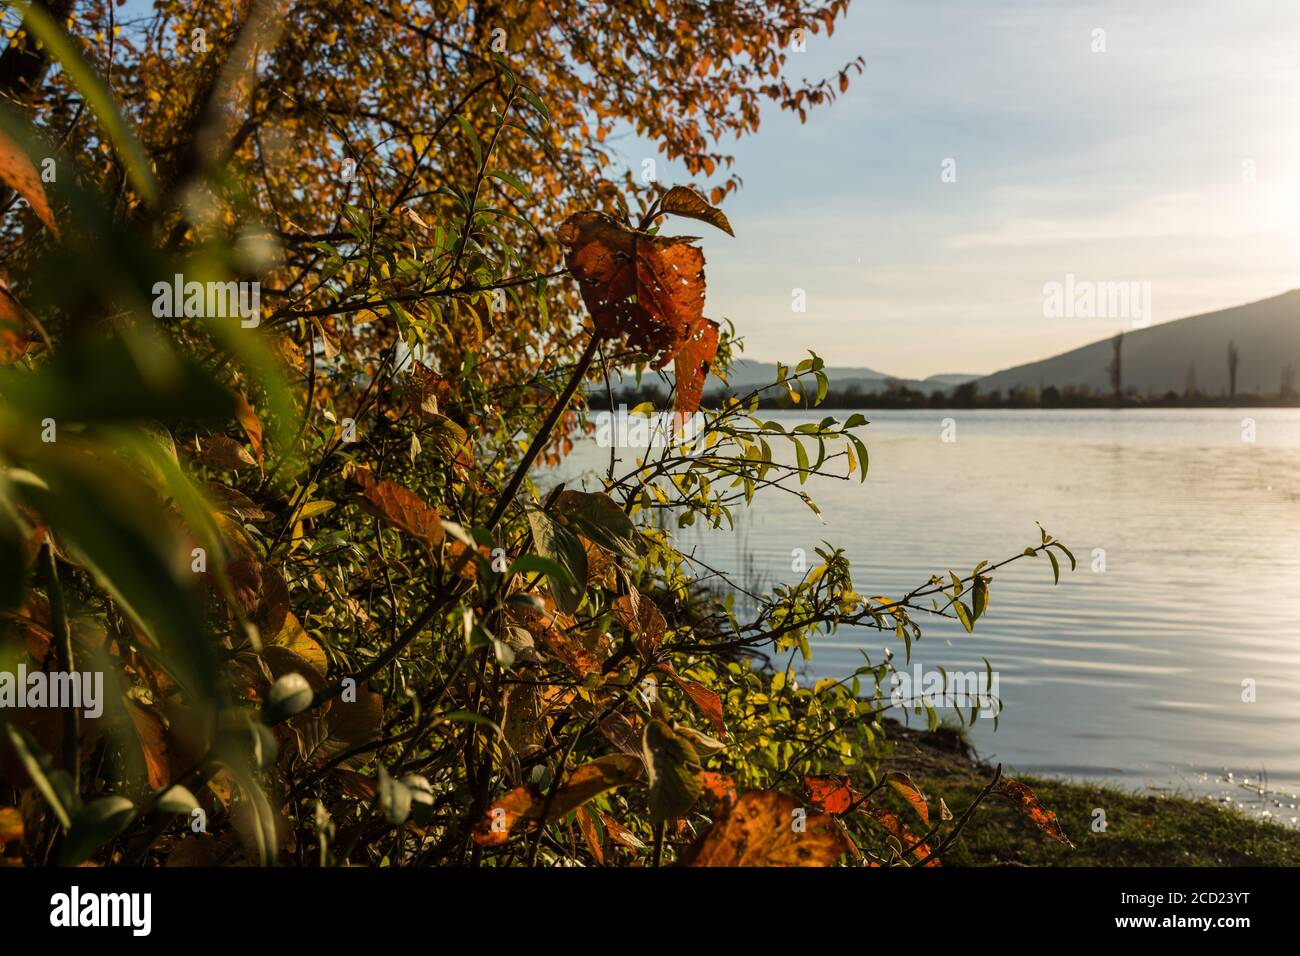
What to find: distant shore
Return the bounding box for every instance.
[592,386,1300,412]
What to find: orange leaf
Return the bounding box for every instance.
[682,790,848,866]
[233,393,264,468]
[886,771,930,824]
[575,805,604,864]
[352,467,444,546]
[0,287,30,364]
[0,127,57,236]
[0,806,22,844]
[598,811,645,851]
[699,771,737,808]
[472,754,642,845]
[861,803,938,865]
[657,664,725,733]
[672,316,719,414]
[803,773,856,815]
[558,211,706,370]
[126,701,170,791]
[996,778,1075,848]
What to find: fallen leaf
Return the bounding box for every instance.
[996,778,1075,848]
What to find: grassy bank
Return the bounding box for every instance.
[873,720,1300,866]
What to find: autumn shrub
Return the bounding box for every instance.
[0,0,1073,867]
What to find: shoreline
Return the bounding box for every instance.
[872,719,1300,865]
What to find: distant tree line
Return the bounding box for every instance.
[595,359,1300,410]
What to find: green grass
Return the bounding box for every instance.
[871,720,1300,866]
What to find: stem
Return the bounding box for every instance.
[485,334,600,530]
[40,545,78,792]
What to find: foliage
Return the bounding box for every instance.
[0,0,1068,867]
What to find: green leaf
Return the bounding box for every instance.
[1046,549,1061,584]
[2,724,75,829]
[954,600,974,633]
[59,796,135,866]
[488,170,532,199]
[525,505,587,613]
[642,720,701,825]
[552,489,641,559]
[971,577,988,621]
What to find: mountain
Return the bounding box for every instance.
[922,373,982,388]
[603,358,977,396]
[974,289,1300,397]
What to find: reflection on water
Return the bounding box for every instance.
[550,408,1300,823]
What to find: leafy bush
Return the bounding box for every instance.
[0,0,1071,867]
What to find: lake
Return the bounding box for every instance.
[551,407,1300,824]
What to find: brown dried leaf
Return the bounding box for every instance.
[472,753,643,846]
[996,778,1075,847]
[659,184,734,236]
[352,467,444,546]
[196,435,257,471]
[611,586,666,654]
[233,394,264,468]
[682,790,848,867]
[0,128,57,235]
[558,211,705,369]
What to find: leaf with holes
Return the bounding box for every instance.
[558,211,705,371]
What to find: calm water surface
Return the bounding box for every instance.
[553,408,1300,822]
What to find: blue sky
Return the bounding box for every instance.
[611,0,1300,378]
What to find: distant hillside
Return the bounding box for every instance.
[601,358,979,396]
[976,290,1300,397]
